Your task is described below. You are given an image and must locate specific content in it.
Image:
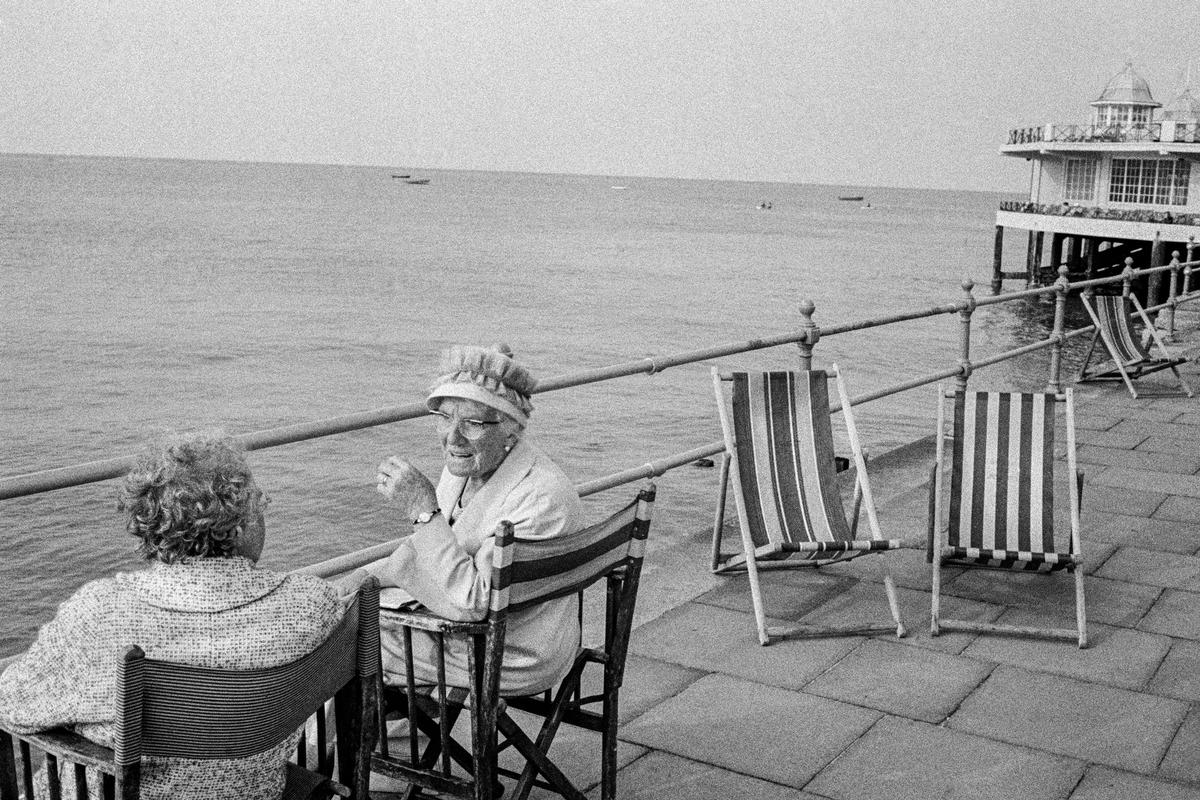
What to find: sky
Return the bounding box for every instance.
[2,0,1199,192]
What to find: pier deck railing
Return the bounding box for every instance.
[4,254,1200,580]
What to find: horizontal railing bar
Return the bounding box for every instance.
[292,538,405,577]
[0,262,1191,503]
[574,442,726,498]
[970,337,1058,370]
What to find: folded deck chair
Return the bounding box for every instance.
[929,387,1087,648]
[1077,290,1193,398]
[711,365,905,646]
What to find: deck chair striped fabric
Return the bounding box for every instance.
[0,578,381,800]
[711,365,904,646]
[372,486,654,800]
[1077,291,1193,399]
[929,387,1087,647]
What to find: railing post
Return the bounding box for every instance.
[1166,251,1181,340]
[1187,236,1196,297]
[1047,266,1070,393]
[797,299,819,371]
[1122,257,1135,299]
[956,279,975,392]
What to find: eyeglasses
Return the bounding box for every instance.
[429,410,501,441]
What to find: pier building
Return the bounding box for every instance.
[994,62,1200,294]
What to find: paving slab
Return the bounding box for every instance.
[1074,427,1150,450]
[1108,419,1200,443]
[1082,482,1166,517]
[1071,766,1200,800]
[1155,495,1200,522]
[799,581,1001,655]
[620,673,880,789]
[947,665,1188,773]
[941,570,1160,629]
[1139,588,1200,640]
[1093,467,1200,499]
[1148,639,1200,702]
[1086,513,1200,555]
[694,565,855,620]
[963,615,1171,690]
[498,711,647,800]
[803,638,992,723]
[586,654,705,725]
[806,715,1084,800]
[1095,547,1200,589]
[1076,444,1200,474]
[602,751,822,800]
[628,602,860,690]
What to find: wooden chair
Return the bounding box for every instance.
[928,387,1087,647]
[711,365,905,646]
[0,577,380,800]
[370,485,654,800]
[1076,290,1193,398]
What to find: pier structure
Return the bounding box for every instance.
[5,259,1200,797]
[994,62,1200,298]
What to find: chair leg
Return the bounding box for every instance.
[711,453,731,572]
[743,543,771,646]
[496,715,586,800]
[1074,566,1088,649]
[930,553,942,637]
[1076,333,1100,382]
[1168,363,1195,397]
[878,560,906,638]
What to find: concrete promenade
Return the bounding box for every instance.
[379,317,1200,800]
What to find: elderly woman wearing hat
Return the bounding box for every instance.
[366,344,583,695]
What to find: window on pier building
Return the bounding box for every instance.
[1064,159,1096,201]
[1108,158,1190,205]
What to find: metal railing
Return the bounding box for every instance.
[999,201,1200,227]
[5,255,1200,580]
[1007,123,1200,145]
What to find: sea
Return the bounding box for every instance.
[0,153,1085,655]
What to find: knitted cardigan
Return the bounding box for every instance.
[0,557,343,800]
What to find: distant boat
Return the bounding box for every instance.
[404,178,431,185]
[838,195,864,201]
[610,185,628,190]
[391,174,411,179]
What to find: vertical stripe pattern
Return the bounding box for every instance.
[947,391,1072,570]
[730,372,853,557]
[1096,296,1150,365]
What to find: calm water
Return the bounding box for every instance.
[1,153,1071,654]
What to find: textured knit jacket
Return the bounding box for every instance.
[366,438,584,695]
[0,557,343,800]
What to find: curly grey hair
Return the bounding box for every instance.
[117,432,261,563]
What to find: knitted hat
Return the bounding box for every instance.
[425,343,536,426]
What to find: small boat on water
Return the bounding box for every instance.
[838,195,865,201]
[391,174,411,179]
[404,178,431,185]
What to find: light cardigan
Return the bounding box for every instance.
[366,438,584,695]
[0,557,344,800]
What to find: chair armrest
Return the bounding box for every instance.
[14,728,116,773]
[379,608,490,636]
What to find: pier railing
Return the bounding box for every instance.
[4,254,1200,580]
[1007,122,1200,146]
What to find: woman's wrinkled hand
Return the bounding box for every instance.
[376,456,438,521]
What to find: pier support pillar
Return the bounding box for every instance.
[991,225,1004,292]
[1068,236,1083,276]
[1083,237,1096,280]
[1149,233,1165,308]
[1031,232,1045,286]
[1050,233,1064,278]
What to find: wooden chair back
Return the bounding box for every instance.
[1,578,380,800]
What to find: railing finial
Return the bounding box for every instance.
[956,279,976,392]
[797,298,819,371]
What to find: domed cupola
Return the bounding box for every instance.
[1162,87,1200,123]
[1090,62,1161,127]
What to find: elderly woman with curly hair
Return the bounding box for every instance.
[0,432,343,800]
[363,343,584,696]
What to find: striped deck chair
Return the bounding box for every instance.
[371,485,654,800]
[929,387,1087,647]
[1077,290,1193,399]
[711,365,905,646]
[0,576,381,800]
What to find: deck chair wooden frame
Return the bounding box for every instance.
[928,386,1087,648]
[0,576,381,800]
[1077,289,1194,398]
[711,365,905,646]
[371,485,654,800]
